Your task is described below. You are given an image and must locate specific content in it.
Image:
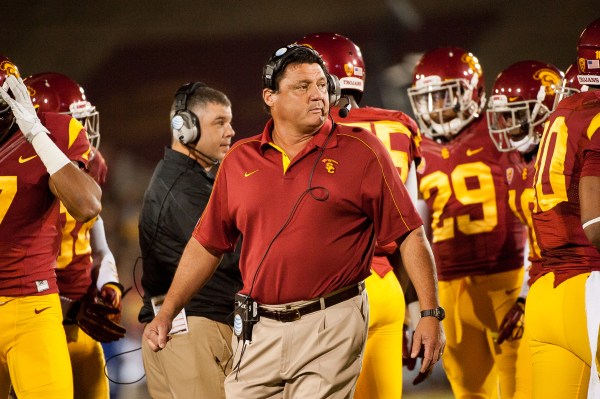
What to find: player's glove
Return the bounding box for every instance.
[0,75,49,142]
[76,286,126,343]
[98,283,123,322]
[496,297,525,344]
[77,300,126,342]
[402,324,417,370]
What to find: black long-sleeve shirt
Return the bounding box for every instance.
[138,147,242,324]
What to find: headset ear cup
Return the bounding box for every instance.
[263,63,276,90]
[328,74,341,106]
[171,111,198,145]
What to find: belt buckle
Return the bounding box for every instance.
[286,308,302,322]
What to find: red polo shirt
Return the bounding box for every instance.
[193,118,422,304]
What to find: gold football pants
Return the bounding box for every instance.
[354,269,405,399]
[0,294,73,399]
[64,323,109,399]
[439,268,530,398]
[526,272,599,399]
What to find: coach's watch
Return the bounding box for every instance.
[420,306,445,321]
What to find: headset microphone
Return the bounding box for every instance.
[338,102,352,118]
[184,143,219,166]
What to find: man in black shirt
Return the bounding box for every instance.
[138,82,241,399]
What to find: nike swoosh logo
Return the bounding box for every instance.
[466,147,484,156]
[509,96,520,102]
[244,170,259,177]
[19,155,38,163]
[34,306,51,314]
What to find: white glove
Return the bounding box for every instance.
[0,75,49,142]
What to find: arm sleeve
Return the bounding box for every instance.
[91,216,120,290]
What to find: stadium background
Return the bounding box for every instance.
[4,1,596,397]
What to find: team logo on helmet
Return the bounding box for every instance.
[534,68,561,95]
[25,85,40,111]
[344,63,354,77]
[461,53,482,77]
[0,60,20,79]
[579,57,587,73]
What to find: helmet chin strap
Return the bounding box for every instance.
[511,132,539,154]
[529,86,546,125]
[430,117,463,137]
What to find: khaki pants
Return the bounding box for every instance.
[142,316,233,399]
[225,290,369,399]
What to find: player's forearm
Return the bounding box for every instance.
[580,175,600,250]
[398,226,440,310]
[50,162,102,222]
[159,238,222,320]
[90,217,120,289]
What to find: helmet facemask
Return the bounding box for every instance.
[553,63,582,110]
[486,86,549,153]
[408,74,483,139]
[69,100,100,154]
[552,81,580,110]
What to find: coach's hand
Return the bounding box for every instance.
[144,311,173,351]
[496,298,525,344]
[410,316,445,385]
[403,324,418,370]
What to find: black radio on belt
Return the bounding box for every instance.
[233,293,259,342]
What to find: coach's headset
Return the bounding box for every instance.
[171,81,207,145]
[262,44,341,106]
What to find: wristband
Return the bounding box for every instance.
[583,216,600,230]
[30,133,71,175]
[103,282,125,296]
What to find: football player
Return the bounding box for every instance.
[487,59,564,399]
[0,56,101,399]
[529,17,600,398]
[23,72,125,399]
[408,47,526,398]
[297,32,436,398]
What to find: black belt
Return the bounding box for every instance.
[258,281,365,323]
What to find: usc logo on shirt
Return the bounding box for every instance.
[322,158,339,174]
